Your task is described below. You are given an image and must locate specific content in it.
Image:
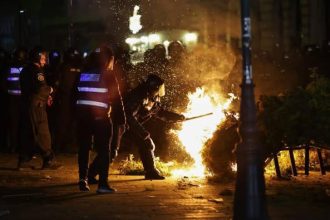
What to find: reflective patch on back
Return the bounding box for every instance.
[79,73,100,82]
[10,67,23,74]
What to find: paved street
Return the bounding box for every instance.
[0,153,329,219]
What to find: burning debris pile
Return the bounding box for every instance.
[169,87,236,178]
[202,113,239,182]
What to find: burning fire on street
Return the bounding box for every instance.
[170,87,236,178]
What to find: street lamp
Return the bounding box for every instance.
[233,0,269,219]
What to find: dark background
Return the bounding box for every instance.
[1,0,329,55]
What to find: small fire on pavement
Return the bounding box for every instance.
[171,87,235,178]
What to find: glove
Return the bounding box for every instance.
[47,95,53,107]
[141,130,151,140]
[124,123,129,132]
[144,137,155,151]
[178,114,185,122]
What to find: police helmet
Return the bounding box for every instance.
[13,47,28,63]
[0,48,9,63]
[168,41,185,59]
[145,74,165,97]
[153,44,166,60]
[49,50,61,65]
[89,45,114,69]
[29,46,47,64]
[64,47,83,67]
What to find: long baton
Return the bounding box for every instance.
[184,112,213,121]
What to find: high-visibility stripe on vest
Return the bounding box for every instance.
[7,77,20,81]
[7,90,21,95]
[7,66,23,96]
[76,72,109,109]
[76,100,108,109]
[77,87,108,93]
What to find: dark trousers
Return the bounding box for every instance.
[111,124,157,173]
[76,112,112,187]
[7,95,21,152]
[109,123,126,162]
[30,101,52,157]
[19,100,52,160]
[0,91,8,152]
[55,96,76,152]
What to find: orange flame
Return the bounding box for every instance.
[171,87,235,178]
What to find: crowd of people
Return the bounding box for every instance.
[0,41,187,193]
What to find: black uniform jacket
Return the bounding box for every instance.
[20,62,52,105]
[123,83,183,140]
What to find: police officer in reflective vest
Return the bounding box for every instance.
[75,46,125,193]
[5,47,28,153]
[18,47,61,170]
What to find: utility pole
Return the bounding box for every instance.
[233,0,268,219]
[18,0,23,46]
[67,0,73,47]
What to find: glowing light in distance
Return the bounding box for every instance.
[148,34,161,43]
[183,32,198,43]
[129,5,142,34]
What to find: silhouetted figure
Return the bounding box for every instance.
[18,46,62,170]
[5,47,28,152]
[55,47,82,152]
[111,74,185,180]
[75,46,125,193]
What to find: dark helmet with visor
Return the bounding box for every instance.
[145,74,165,99]
[29,46,47,64]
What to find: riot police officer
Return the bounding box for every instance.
[18,46,61,170]
[0,48,10,152]
[168,40,185,63]
[45,49,61,88]
[54,47,82,152]
[75,46,125,193]
[45,50,62,147]
[111,74,185,180]
[5,47,28,152]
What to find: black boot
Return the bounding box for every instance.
[139,145,165,180]
[145,169,165,180]
[79,179,90,191]
[97,183,116,194]
[42,153,63,170]
[87,176,99,184]
[17,156,34,171]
